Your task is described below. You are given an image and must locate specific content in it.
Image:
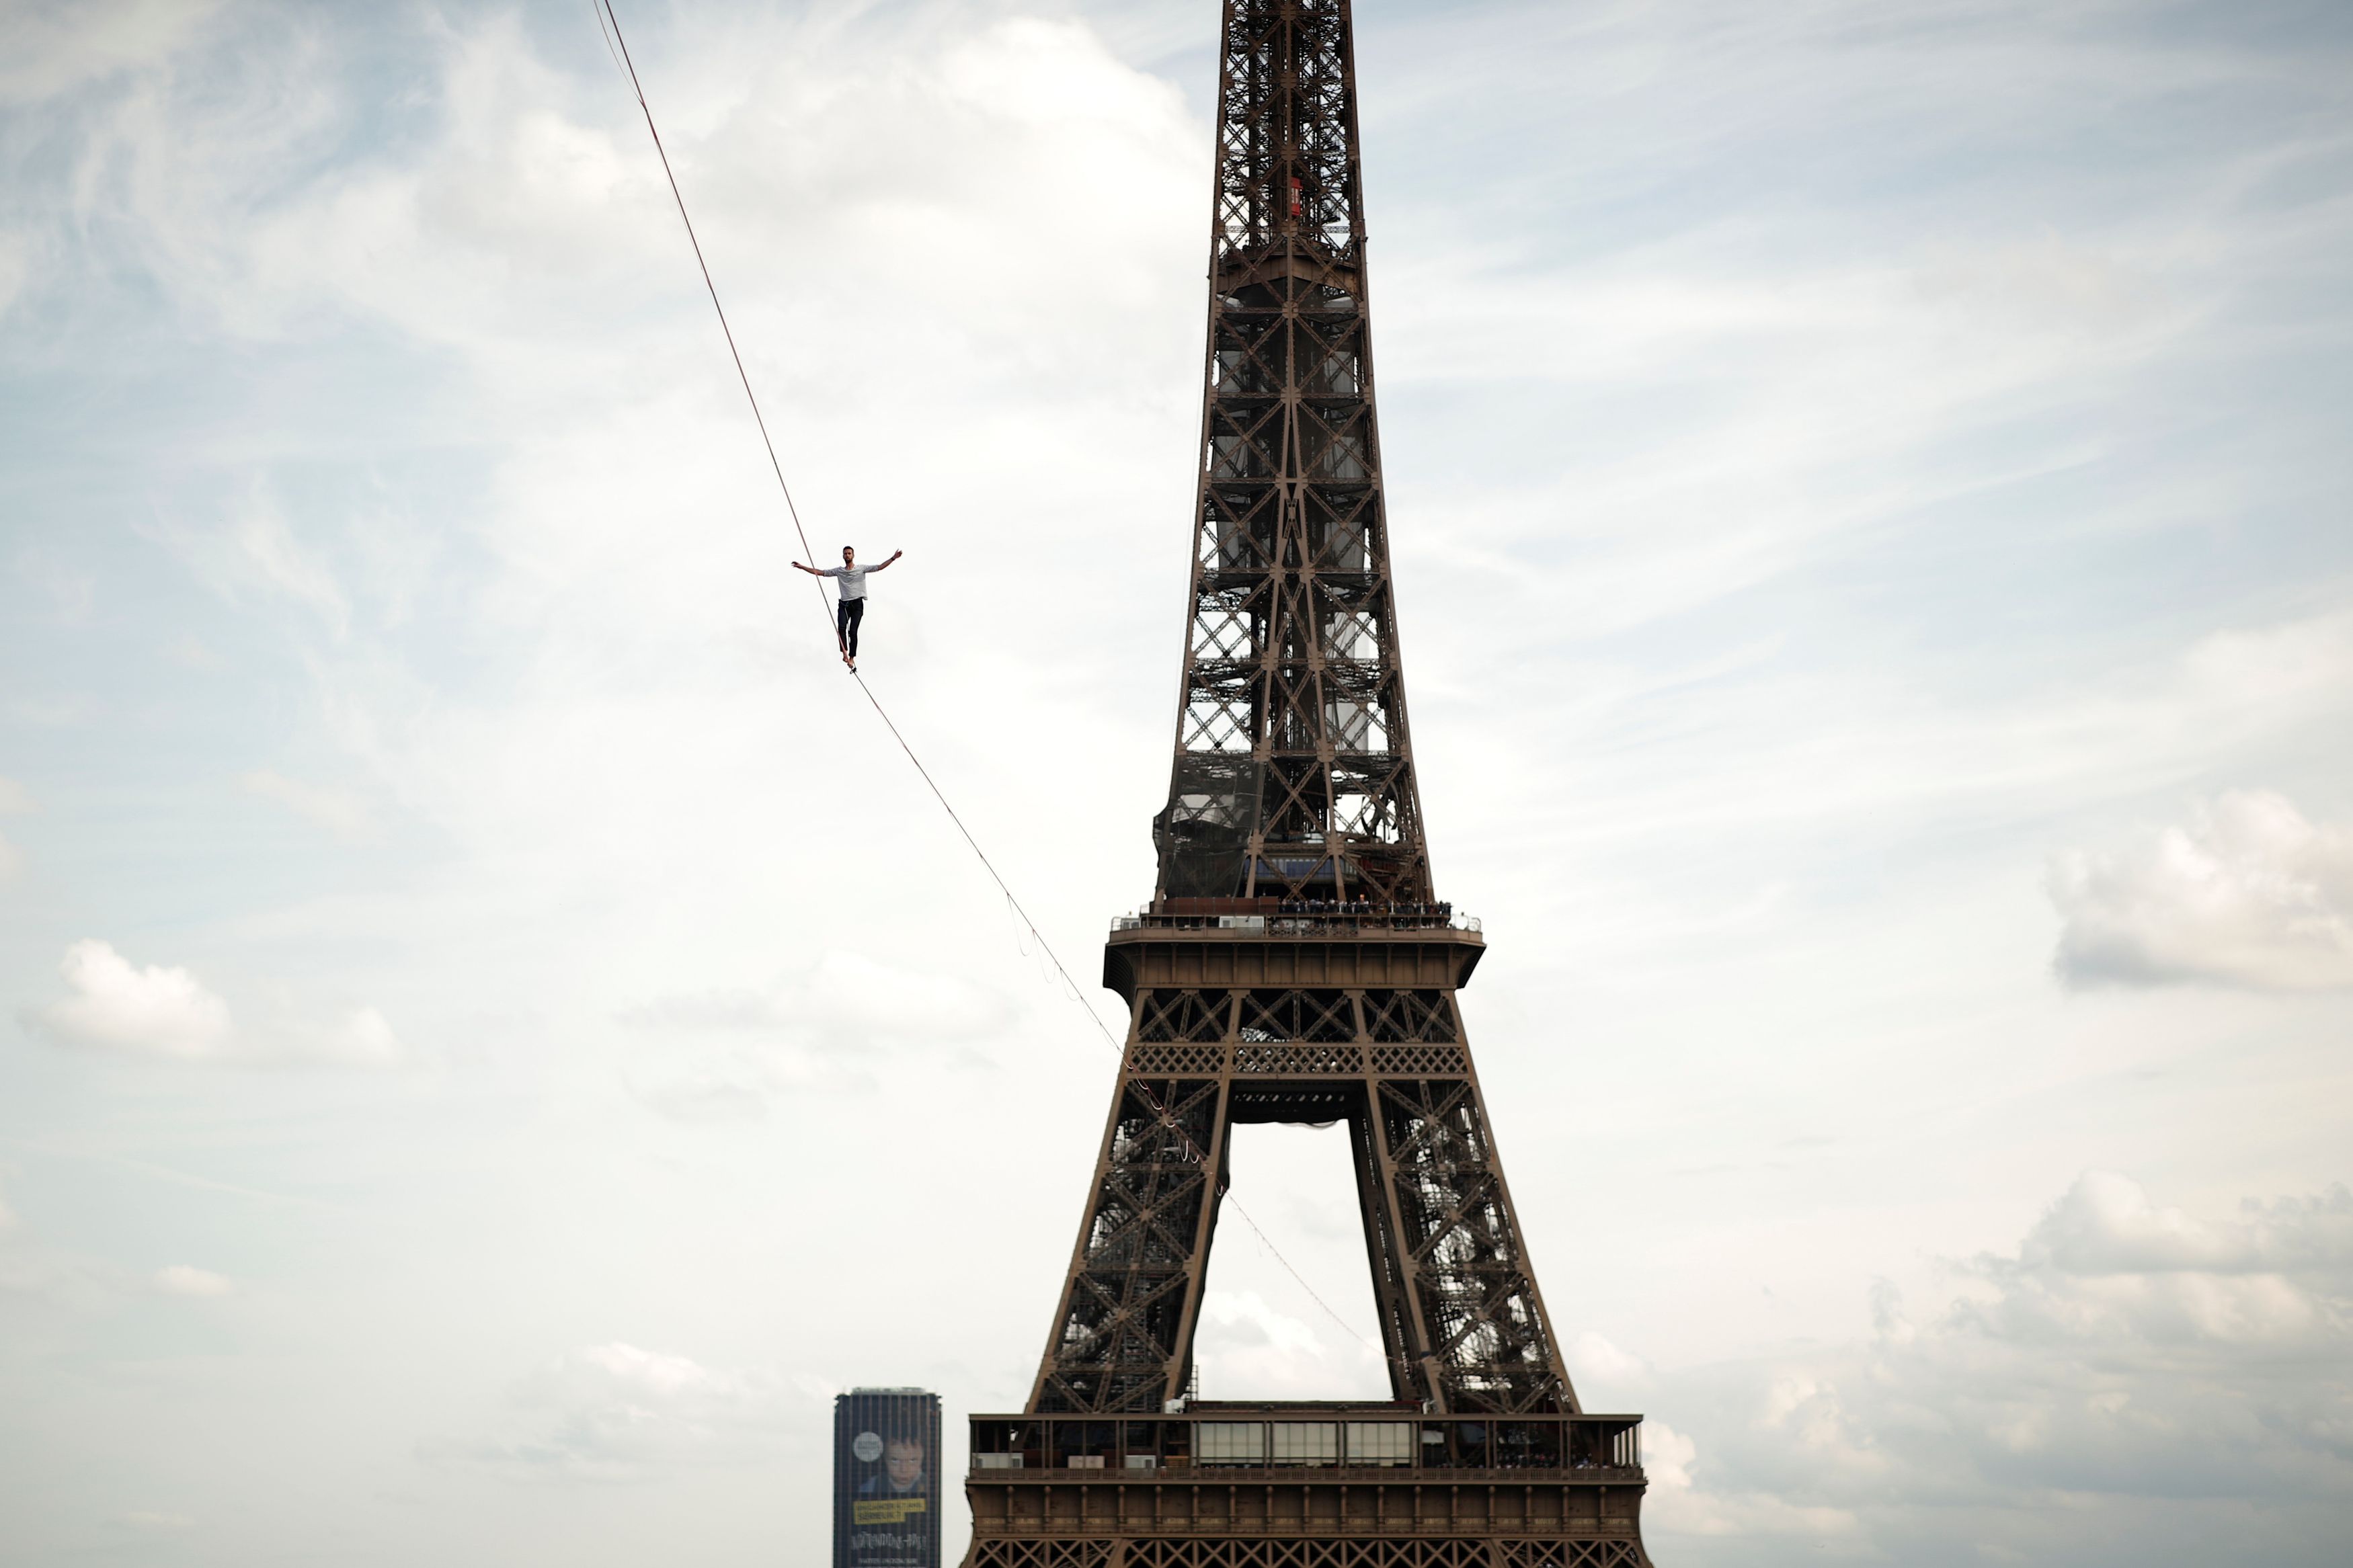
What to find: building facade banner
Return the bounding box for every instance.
[833,1389,941,1568]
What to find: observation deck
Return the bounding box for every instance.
[1103,897,1485,1005]
[967,1406,1646,1540]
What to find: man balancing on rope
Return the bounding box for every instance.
[792,544,904,671]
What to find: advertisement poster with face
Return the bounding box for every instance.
[833,1390,940,1568]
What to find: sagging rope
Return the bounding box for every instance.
[592,0,1383,1365]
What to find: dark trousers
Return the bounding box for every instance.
[836,596,865,657]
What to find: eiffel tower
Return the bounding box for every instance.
[963,3,1652,1563]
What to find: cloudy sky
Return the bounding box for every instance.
[3,0,2350,1562]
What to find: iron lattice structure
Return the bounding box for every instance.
[966,4,1652,1565]
[1155,0,1425,910]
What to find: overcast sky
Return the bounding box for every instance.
[3,0,2350,1563]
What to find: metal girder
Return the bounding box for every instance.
[1029,979,1572,1419]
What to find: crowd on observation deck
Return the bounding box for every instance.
[1274,897,1453,920]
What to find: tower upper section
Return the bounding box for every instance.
[1154,0,1431,909]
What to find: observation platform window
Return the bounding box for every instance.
[1119,1419,1186,1469]
[1053,1421,1115,1469]
[1570,1419,1639,1469]
[1197,1421,1265,1466]
[1270,1422,1337,1467]
[1345,1422,1413,1467]
[971,1420,1040,1471]
[1495,1421,1564,1468]
[1416,1421,1494,1467]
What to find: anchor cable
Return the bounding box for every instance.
[592,0,1383,1364]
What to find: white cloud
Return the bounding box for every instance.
[426,1342,791,1483]
[315,1005,404,1067]
[146,483,356,640]
[625,950,1014,1044]
[0,0,222,106]
[1981,1172,2351,1353]
[23,940,407,1066]
[1192,1289,1384,1400]
[241,768,372,838]
[231,492,348,634]
[2020,1168,2255,1274]
[28,939,235,1059]
[1648,1172,2353,1562]
[625,1069,768,1125]
[15,544,95,622]
[1566,1329,1654,1395]
[2050,791,2353,991]
[1642,1414,1864,1540]
[576,1342,711,1398]
[1197,1290,1324,1358]
[154,1264,231,1298]
[0,830,21,881]
[619,950,1019,1115]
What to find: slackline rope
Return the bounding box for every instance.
[592,0,1382,1363]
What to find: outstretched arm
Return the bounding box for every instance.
[791,561,815,575]
[872,550,905,571]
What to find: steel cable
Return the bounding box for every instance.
[592,0,1384,1366]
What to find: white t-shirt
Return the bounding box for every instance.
[820,564,878,600]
